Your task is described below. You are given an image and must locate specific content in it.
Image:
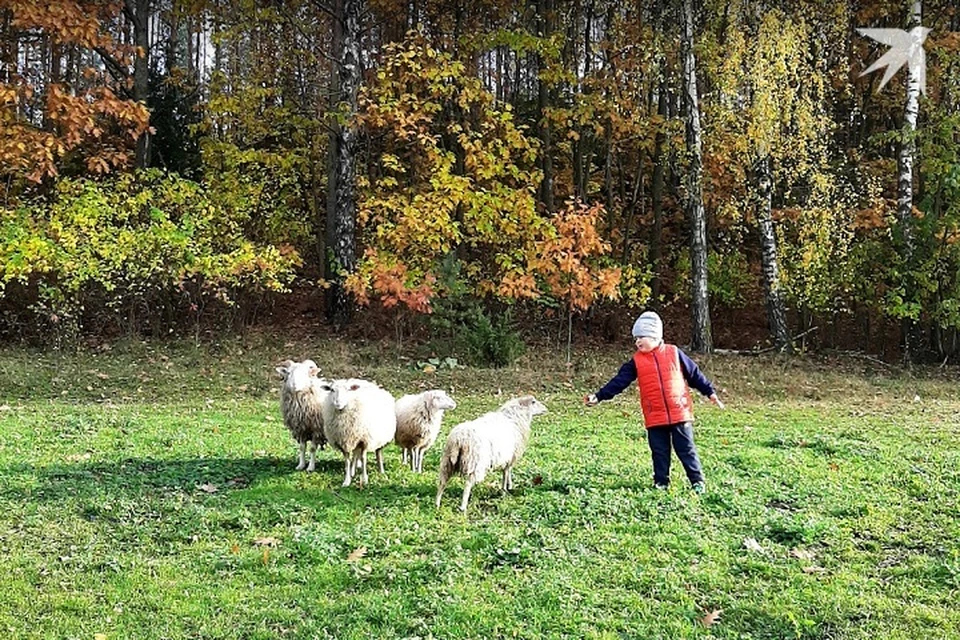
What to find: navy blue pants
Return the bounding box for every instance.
[646,422,704,486]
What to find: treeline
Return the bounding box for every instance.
[1,0,958,361]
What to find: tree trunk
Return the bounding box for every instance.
[126,0,151,168]
[650,75,668,302]
[755,154,791,351]
[682,0,711,353]
[898,0,922,362]
[536,0,554,212]
[325,0,362,329]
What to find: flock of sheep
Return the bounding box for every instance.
[276,359,548,512]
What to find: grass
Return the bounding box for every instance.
[1,332,959,639]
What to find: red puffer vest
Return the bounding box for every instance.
[633,343,693,428]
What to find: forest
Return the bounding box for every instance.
[2,0,959,362]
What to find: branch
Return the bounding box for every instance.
[93,46,134,100]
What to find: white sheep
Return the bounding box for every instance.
[394,390,457,473]
[322,378,397,488]
[275,359,331,472]
[435,395,548,512]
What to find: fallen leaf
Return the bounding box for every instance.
[701,609,722,628]
[532,475,543,486]
[346,546,367,562]
[261,548,270,564]
[790,548,816,561]
[828,462,840,472]
[253,537,279,547]
[230,543,240,555]
[422,365,436,374]
[802,565,827,573]
[95,634,108,640]
[96,372,109,380]
[198,483,218,494]
[0,404,10,411]
[743,538,764,553]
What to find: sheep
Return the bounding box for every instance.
[394,390,457,473]
[322,378,397,487]
[275,359,332,472]
[435,395,548,512]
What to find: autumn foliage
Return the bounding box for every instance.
[0,0,150,184]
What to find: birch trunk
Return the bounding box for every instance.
[755,154,791,351]
[898,0,922,362]
[682,0,711,353]
[325,0,361,328]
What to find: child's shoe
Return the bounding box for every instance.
[692,481,706,494]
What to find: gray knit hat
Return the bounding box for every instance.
[631,311,663,341]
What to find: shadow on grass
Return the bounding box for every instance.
[0,455,447,508]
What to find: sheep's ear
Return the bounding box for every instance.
[275,360,293,377]
[518,395,536,407]
[349,383,360,391]
[308,366,320,377]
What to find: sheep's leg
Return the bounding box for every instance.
[341,453,353,487]
[296,441,307,471]
[359,448,369,487]
[306,440,317,472]
[459,478,475,512]
[402,448,409,466]
[376,448,385,474]
[416,448,426,473]
[435,470,449,508]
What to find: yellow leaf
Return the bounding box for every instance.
[701,609,722,628]
[253,537,279,547]
[346,546,367,562]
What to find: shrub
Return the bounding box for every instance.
[0,170,302,343]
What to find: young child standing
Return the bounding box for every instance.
[584,311,724,493]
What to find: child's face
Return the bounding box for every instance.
[635,336,660,353]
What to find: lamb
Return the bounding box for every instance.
[394,390,457,473]
[275,359,332,472]
[435,395,548,512]
[322,378,397,487]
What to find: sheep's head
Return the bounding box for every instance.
[330,378,368,411]
[516,395,548,416]
[276,359,320,394]
[428,390,457,412]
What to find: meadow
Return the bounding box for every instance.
[0,333,958,639]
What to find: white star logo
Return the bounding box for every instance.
[857,26,930,95]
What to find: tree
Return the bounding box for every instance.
[897,0,923,361]
[0,0,150,188]
[682,0,711,352]
[326,0,363,328]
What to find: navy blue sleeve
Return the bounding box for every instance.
[595,359,638,401]
[678,349,715,397]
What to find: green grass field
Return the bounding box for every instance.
[0,333,958,639]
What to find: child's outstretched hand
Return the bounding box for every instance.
[709,393,725,410]
[583,393,599,407]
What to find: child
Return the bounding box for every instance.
[584,311,724,493]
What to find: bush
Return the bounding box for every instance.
[0,170,302,343]
[457,306,525,368]
[427,294,525,368]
